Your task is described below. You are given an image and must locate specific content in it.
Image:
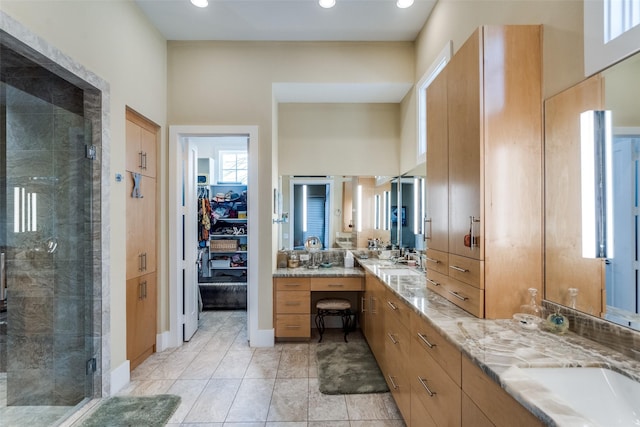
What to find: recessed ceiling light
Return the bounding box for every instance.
[397,0,414,8]
[319,0,336,8]
[191,0,208,8]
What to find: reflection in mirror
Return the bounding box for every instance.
[545,51,640,330]
[398,163,427,251]
[278,176,392,250]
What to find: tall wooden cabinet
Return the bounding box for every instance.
[425,25,543,319]
[125,108,159,370]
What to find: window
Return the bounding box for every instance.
[605,0,640,43]
[416,41,453,164]
[219,150,247,184]
[585,0,640,76]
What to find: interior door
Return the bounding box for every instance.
[183,139,199,341]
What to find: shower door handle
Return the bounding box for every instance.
[1,252,6,301]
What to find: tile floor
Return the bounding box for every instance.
[117,310,406,427]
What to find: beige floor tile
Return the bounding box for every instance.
[180,347,227,380]
[224,423,266,427]
[245,349,282,378]
[213,349,254,378]
[349,421,406,427]
[166,379,209,424]
[308,379,348,421]
[117,379,175,396]
[308,422,350,427]
[184,378,242,423]
[277,350,309,378]
[344,394,392,420]
[148,350,199,380]
[225,378,276,422]
[267,378,309,422]
[266,422,308,427]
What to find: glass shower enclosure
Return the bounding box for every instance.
[0,40,96,425]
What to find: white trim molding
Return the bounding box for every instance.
[168,125,260,348]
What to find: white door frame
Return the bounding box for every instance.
[168,125,259,348]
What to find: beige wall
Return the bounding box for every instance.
[167,41,414,329]
[1,1,168,372]
[415,0,585,100]
[278,103,400,176]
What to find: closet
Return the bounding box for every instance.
[125,108,158,370]
[424,25,543,319]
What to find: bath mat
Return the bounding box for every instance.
[78,394,181,427]
[316,341,389,394]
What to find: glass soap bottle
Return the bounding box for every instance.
[520,287,544,318]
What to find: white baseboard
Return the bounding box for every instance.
[156,330,173,352]
[110,360,130,396]
[250,327,274,347]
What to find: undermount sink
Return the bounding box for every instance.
[377,267,422,276]
[521,367,640,426]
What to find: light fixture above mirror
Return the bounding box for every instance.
[190,0,209,8]
[319,0,336,8]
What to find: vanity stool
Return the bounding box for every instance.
[315,298,353,343]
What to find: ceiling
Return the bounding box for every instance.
[134,0,437,42]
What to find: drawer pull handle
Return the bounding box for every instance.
[284,283,303,287]
[361,297,366,313]
[447,290,469,301]
[387,333,398,344]
[449,265,469,273]
[387,300,398,310]
[388,375,399,390]
[417,332,436,348]
[285,301,301,306]
[426,278,440,287]
[425,257,440,264]
[327,284,344,287]
[285,325,301,329]
[418,377,436,397]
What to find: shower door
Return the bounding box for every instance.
[0,67,95,410]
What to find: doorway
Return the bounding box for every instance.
[168,126,259,349]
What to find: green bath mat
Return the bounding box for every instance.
[78,394,181,427]
[316,341,389,394]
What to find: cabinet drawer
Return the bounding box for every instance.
[411,339,462,427]
[448,254,483,289]
[462,357,543,427]
[410,311,461,386]
[311,277,363,291]
[276,291,310,314]
[384,315,411,422]
[410,392,438,427]
[275,314,310,338]
[444,276,484,318]
[383,289,411,328]
[274,277,311,291]
[462,392,494,427]
[425,249,449,276]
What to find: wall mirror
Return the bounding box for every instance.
[398,163,427,251]
[544,50,640,330]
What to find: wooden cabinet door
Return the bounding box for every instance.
[544,74,605,314]
[126,113,157,178]
[426,67,449,253]
[126,174,156,279]
[127,272,157,370]
[448,28,482,260]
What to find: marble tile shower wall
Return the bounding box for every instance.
[543,300,640,362]
[3,76,91,406]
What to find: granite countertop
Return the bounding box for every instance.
[273,265,365,278]
[353,258,640,427]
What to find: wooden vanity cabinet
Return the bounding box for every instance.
[410,310,462,427]
[425,25,543,319]
[363,272,386,367]
[461,357,544,427]
[274,277,311,338]
[273,276,363,339]
[383,288,411,421]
